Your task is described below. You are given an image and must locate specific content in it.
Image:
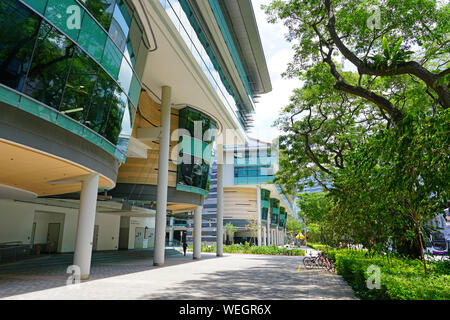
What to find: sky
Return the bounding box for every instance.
[247,0,303,143]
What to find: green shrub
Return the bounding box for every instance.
[333,249,450,300]
[193,244,305,256]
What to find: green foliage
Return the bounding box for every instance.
[286,217,303,234]
[266,0,449,260]
[196,243,305,256]
[333,249,450,300]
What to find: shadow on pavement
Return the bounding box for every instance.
[0,249,210,299]
[139,255,356,300]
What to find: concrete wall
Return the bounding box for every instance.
[94,213,121,251]
[0,200,34,245]
[128,217,155,249]
[0,200,128,253]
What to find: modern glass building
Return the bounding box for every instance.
[188,138,294,245]
[0,0,272,277]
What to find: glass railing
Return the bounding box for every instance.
[1,0,146,162]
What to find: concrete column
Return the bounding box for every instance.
[276,226,279,246]
[267,210,271,245]
[216,145,224,256]
[256,186,262,246]
[153,86,172,266]
[193,206,202,259]
[168,217,174,246]
[73,173,99,280]
[262,226,266,246]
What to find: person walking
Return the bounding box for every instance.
[183,241,188,256]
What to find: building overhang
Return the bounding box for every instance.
[217,0,272,95]
[131,0,247,143]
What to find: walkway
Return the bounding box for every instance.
[1,252,356,300]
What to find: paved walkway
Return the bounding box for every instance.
[1,252,356,300]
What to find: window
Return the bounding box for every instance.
[60,47,99,122]
[0,0,41,91]
[84,0,116,30]
[23,21,76,110]
[84,67,118,134]
[77,12,107,62]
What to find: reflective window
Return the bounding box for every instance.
[60,48,99,122]
[104,88,127,145]
[23,21,76,110]
[1,0,141,161]
[101,38,122,79]
[117,57,132,93]
[84,0,116,30]
[109,2,129,51]
[0,0,41,91]
[77,12,107,62]
[85,68,117,134]
[177,107,217,193]
[261,208,268,221]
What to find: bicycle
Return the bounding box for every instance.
[303,251,335,272]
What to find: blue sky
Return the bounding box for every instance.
[248,0,303,143]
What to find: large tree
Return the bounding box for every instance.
[264,0,449,117]
[266,0,449,261]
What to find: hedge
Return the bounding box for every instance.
[333,249,450,300]
[189,243,305,256]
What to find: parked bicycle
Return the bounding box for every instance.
[303,251,335,272]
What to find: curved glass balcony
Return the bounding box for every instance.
[0,0,147,162]
[176,107,217,196]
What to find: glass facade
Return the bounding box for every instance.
[158,0,251,131]
[279,207,286,228]
[270,198,280,226]
[0,0,146,162]
[233,147,276,185]
[261,188,270,222]
[176,107,216,196]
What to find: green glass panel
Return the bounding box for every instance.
[104,88,127,145]
[21,0,47,14]
[55,114,83,136]
[101,38,122,79]
[45,0,83,41]
[23,21,75,111]
[0,86,20,107]
[85,68,117,134]
[20,97,57,122]
[261,200,269,208]
[78,12,106,62]
[128,74,140,107]
[0,0,41,91]
[117,58,132,93]
[85,0,116,30]
[60,48,99,122]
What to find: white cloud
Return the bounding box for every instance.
[248,0,302,142]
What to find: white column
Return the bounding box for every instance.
[267,208,271,245]
[276,226,279,246]
[256,186,262,246]
[73,173,99,280]
[262,226,266,246]
[153,86,172,266]
[168,217,174,245]
[216,145,224,256]
[193,206,202,259]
